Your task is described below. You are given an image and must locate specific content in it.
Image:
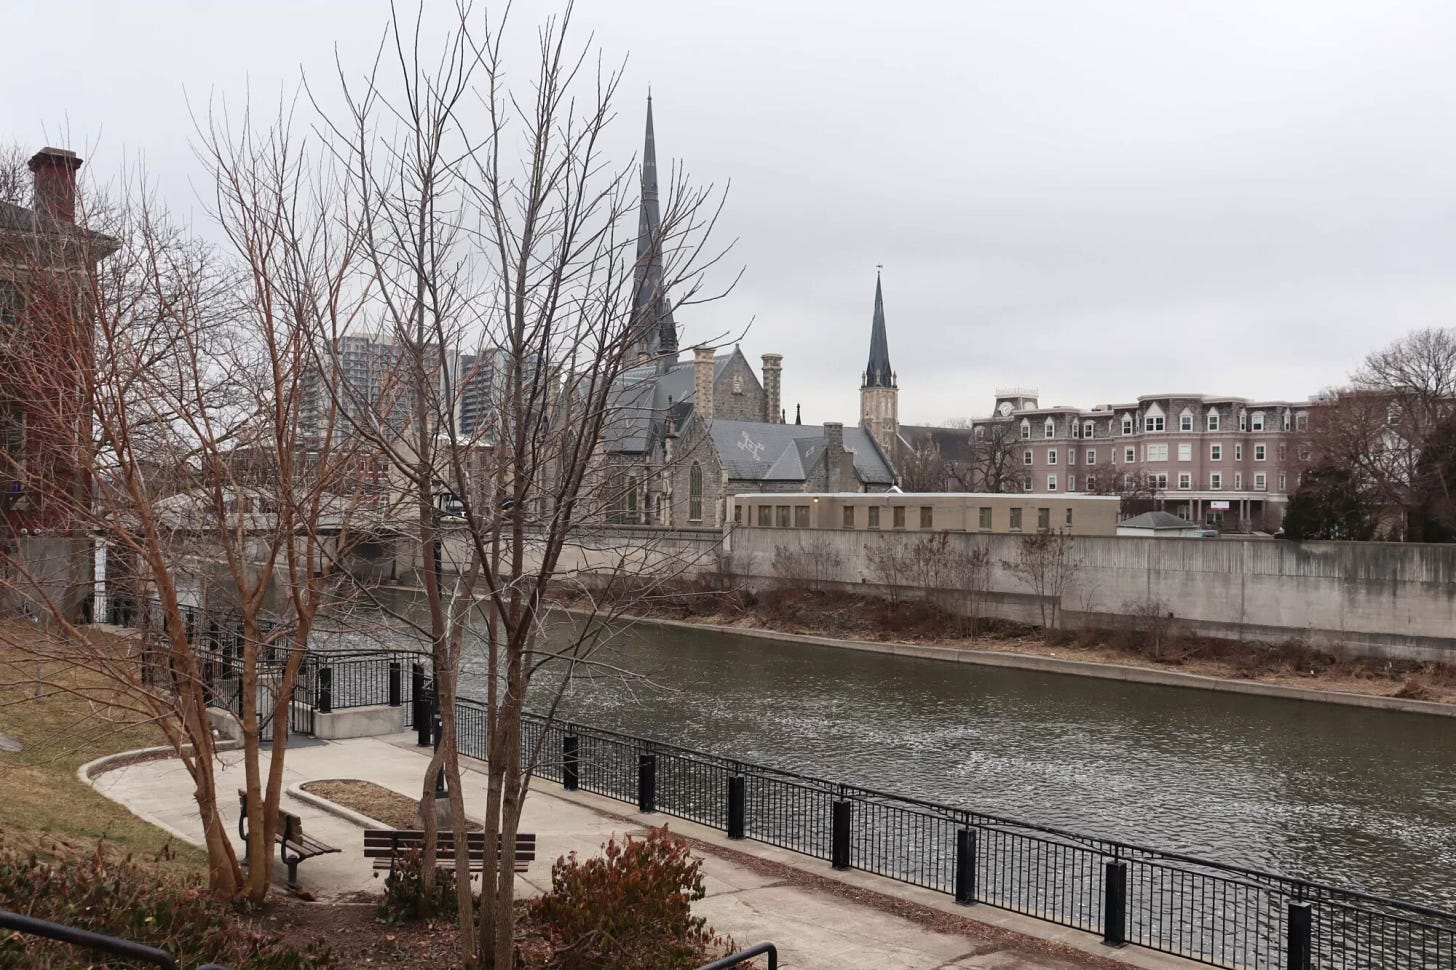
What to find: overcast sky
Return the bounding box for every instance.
[7,0,1456,424]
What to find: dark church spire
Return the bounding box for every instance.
[631,93,678,366]
[863,270,895,389]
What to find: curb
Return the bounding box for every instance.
[569,610,1456,719]
[77,742,244,849]
[287,782,390,830]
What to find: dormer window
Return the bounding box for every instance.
[1179,410,1193,431]
[1121,414,1133,435]
[1250,411,1265,431]
[1020,418,1031,440]
[1206,409,1220,432]
[1083,421,1094,438]
[1043,418,1055,439]
[1143,403,1165,432]
[1238,409,1248,431]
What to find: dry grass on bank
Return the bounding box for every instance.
[0,625,204,871]
[584,582,1456,706]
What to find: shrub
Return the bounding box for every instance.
[526,826,731,970]
[376,844,464,923]
[0,838,328,969]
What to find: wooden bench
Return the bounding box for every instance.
[363,829,536,877]
[237,789,340,888]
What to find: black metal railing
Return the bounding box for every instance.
[102,601,1456,970]
[694,941,778,970]
[0,907,233,969]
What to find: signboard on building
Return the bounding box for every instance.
[1210,500,1230,511]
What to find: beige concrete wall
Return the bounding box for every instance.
[727,528,1456,662]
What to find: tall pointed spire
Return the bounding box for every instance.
[631,93,678,366]
[863,270,895,389]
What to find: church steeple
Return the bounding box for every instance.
[631,93,678,366]
[863,270,895,389]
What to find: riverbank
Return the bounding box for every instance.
[565,588,1456,717]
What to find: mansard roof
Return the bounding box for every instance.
[708,419,895,486]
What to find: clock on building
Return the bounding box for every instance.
[997,401,1015,417]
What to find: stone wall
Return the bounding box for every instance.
[727,528,1456,661]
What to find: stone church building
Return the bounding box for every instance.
[603,99,897,528]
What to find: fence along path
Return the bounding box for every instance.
[118,597,1456,969]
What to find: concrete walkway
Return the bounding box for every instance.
[87,734,1200,970]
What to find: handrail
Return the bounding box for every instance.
[694,941,778,970]
[0,907,233,969]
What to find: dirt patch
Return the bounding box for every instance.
[301,778,481,831]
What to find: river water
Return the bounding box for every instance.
[506,620,1456,911]
[318,598,1456,910]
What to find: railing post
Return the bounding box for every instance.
[831,799,851,870]
[562,735,580,791]
[1286,901,1312,970]
[433,710,446,797]
[637,753,657,813]
[1102,859,1128,948]
[388,661,402,707]
[413,664,430,747]
[316,667,333,714]
[727,775,746,840]
[954,828,977,905]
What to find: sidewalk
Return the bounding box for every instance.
[87,734,1199,970]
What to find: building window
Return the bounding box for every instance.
[1254,443,1266,461]
[1255,473,1266,491]
[758,505,772,527]
[1151,472,1168,489]
[920,506,933,528]
[978,506,992,530]
[843,506,855,529]
[1037,507,1051,531]
[734,504,743,524]
[1121,416,1133,435]
[892,505,906,529]
[1295,412,1308,431]
[1022,474,1033,491]
[1086,475,1096,490]
[794,505,810,527]
[1047,474,1057,491]
[1279,444,1286,461]
[1020,419,1031,440]
[1178,473,1191,490]
[1238,410,1248,431]
[1086,449,1096,464]
[1072,422,1080,439]
[776,505,791,528]
[1207,410,1220,431]
[1210,473,1223,490]
[1124,447,1135,463]
[1251,411,1265,431]
[1067,474,1076,490]
[1299,445,1311,461]
[1044,419,1055,439]
[1009,507,1023,531]
[689,463,703,522]
[1177,443,1191,462]
[1179,411,1193,431]
[1235,473,1243,490]
[974,426,985,440]
[732,373,744,394]
[1210,444,1222,461]
[1235,444,1243,461]
[868,506,880,529]
[1068,448,1077,465]
[1146,415,1165,432]
[1023,449,1033,466]
[1047,449,1058,465]
[1283,411,1291,431]
[1083,421,1094,438]
[1146,443,1168,462]
[1279,473,1287,491]
[1065,507,1074,526]
[0,282,22,328]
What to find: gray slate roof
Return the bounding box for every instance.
[603,352,734,454]
[899,424,976,463]
[1119,511,1197,530]
[708,419,895,486]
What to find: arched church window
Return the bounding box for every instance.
[688,462,703,523]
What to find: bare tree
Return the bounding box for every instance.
[898,434,950,492]
[1005,529,1075,631]
[953,419,1020,493]
[772,535,845,591]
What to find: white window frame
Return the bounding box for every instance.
[1023,474,1034,492]
[1020,419,1031,440]
[1146,443,1168,462]
[1177,442,1191,462]
[1235,444,1243,461]
[1047,474,1058,491]
[1295,411,1309,431]
[1152,472,1168,490]
[1068,449,1076,465]
[1207,410,1220,431]
[1047,448,1058,465]
[1124,446,1135,463]
[1067,473,1076,491]
[1086,449,1096,465]
[1083,421,1094,438]
[1239,411,1247,431]
[1179,412,1193,431]
[1210,473,1223,490]
[1023,449,1033,466]
[1178,472,1191,490]
[1146,415,1165,432]
[1121,415,1133,435]
[1251,411,1265,431]
[1254,443,1266,461]
[1044,418,1055,439]
[1235,472,1243,490]
[1254,473,1266,491]
[1279,473,1287,490]
[1210,443,1222,461]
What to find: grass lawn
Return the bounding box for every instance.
[0,625,205,872]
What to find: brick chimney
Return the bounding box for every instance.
[761,353,782,424]
[824,422,845,491]
[694,346,716,424]
[29,147,82,224]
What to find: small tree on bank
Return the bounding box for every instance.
[1006,529,1074,631]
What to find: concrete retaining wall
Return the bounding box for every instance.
[726,528,1456,661]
